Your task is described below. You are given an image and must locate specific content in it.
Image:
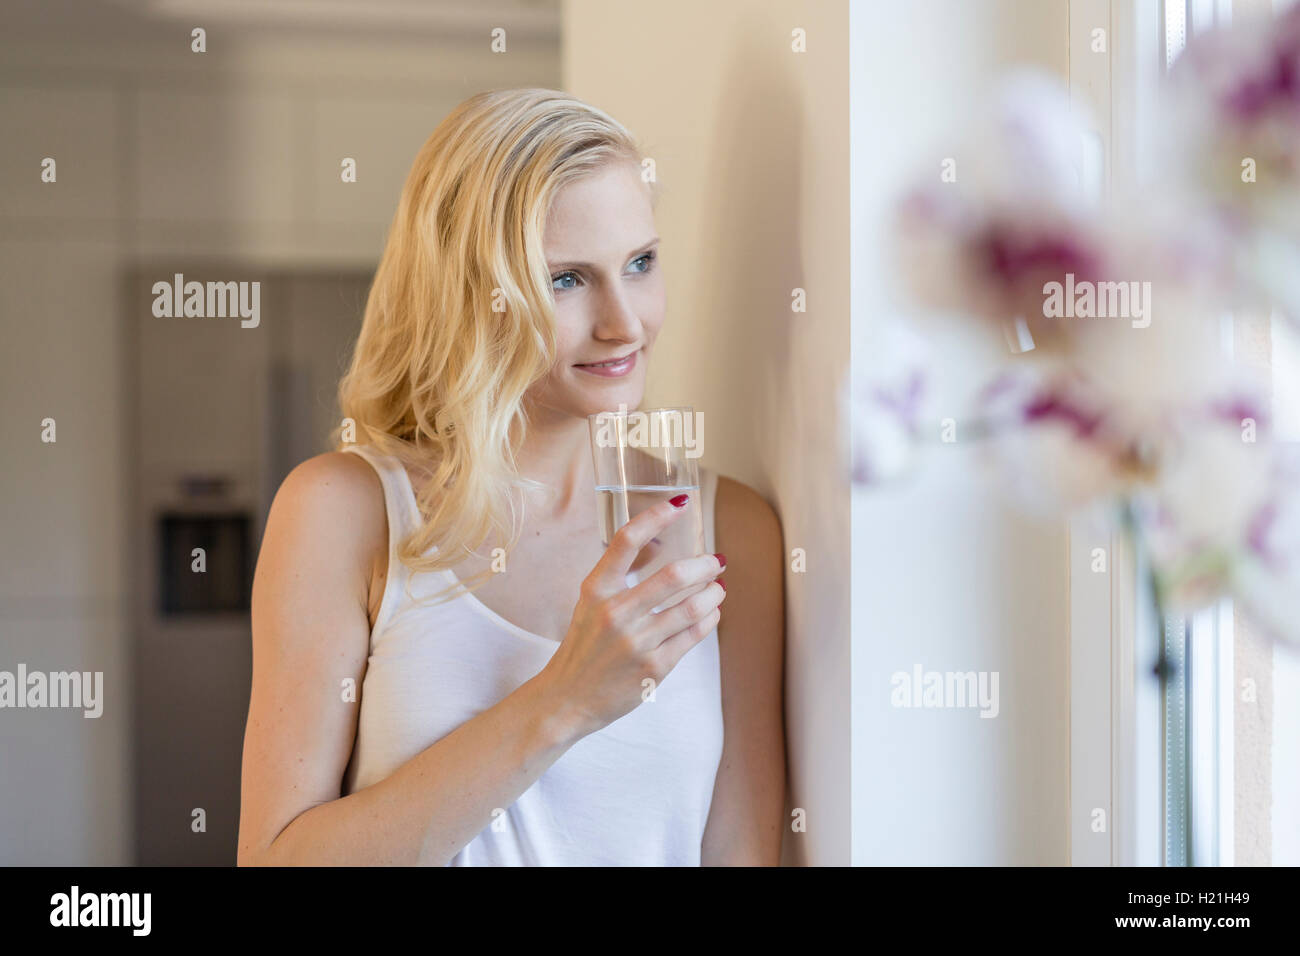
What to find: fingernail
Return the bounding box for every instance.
[713,552,727,568]
[718,578,726,591]
[669,494,689,508]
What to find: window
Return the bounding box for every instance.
[1073,0,1300,867]
[1155,0,1298,868]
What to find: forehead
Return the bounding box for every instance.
[544,160,653,256]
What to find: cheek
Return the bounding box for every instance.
[644,308,666,337]
[550,305,587,366]
[638,280,668,342]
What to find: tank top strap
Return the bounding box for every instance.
[700,465,719,554]
[342,444,421,540]
[343,443,426,635]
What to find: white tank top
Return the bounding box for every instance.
[339,444,725,866]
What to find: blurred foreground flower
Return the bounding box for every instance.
[1162,3,1300,320]
[862,52,1300,647]
[894,71,1106,356]
[848,321,931,485]
[1136,417,1300,645]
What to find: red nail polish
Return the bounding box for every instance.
[718,578,726,591]
[669,493,689,508]
[713,553,727,568]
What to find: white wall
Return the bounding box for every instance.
[0,17,559,864]
[850,0,1073,864]
[562,0,853,864]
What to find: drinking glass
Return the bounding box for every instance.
[588,406,705,600]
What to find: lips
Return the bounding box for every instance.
[575,350,638,377]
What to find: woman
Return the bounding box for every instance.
[237,88,786,866]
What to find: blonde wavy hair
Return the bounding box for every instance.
[333,88,654,599]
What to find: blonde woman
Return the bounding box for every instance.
[237,89,786,866]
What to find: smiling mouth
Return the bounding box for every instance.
[575,350,638,377]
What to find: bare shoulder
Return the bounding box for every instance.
[713,474,784,618]
[714,475,783,555]
[272,452,385,545]
[275,450,384,513]
[254,451,388,615]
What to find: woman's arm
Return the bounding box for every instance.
[236,452,586,866]
[701,477,787,866]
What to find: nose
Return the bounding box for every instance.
[592,283,642,344]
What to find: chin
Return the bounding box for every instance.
[573,380,646,418]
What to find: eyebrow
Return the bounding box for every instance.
[546,237,660,272]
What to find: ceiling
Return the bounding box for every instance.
[0,0,561,42]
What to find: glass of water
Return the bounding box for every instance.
[588,406,705,596]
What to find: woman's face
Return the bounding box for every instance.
[527,158,665,421]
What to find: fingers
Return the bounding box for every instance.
[643,581,725,646]
[627,534,663,576]
[652,607,722,672]
[620,552,725,617]
[587,494,691,597]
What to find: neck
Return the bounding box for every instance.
[513,402,593,518]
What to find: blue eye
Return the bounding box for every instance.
[551,252,655,291]
[629,251,656,273]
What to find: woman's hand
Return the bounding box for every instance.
[538,494,727,738]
